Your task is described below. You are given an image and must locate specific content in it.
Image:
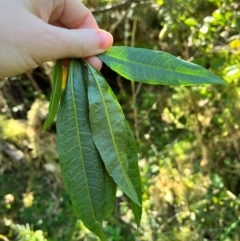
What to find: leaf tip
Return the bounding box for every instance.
[42,123,48,132]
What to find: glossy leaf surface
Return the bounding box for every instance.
[86,62,141,207]
[44,60,63,131]
[98,46,226,86]
[56,59,106,241]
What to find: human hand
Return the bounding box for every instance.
[0,0,113,78]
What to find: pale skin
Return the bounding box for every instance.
[0,0,113,78]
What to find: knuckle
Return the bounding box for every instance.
[75,30,87,57]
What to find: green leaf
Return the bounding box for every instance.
[105,84,142,224]
[103,168,117,219]
[125,120,142,226]
[220,217,240,241]
[43,60,63,131]
[86,62,141,207]
[98,46,226,86]
[56,59,106,241]
[184,18,198,26]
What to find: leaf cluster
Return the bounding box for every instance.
[52,58,142,240]
[44,46,225,240]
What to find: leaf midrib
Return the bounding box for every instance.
[102,48,217,80]
[89,65,137,201]
[70,65,99,225]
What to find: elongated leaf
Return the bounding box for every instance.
[56,59,106,241]
[44,60,63,131]
[81,64,117,220]
[103,167,117,219]
[86,62,141,207]
[98,46,226,85]
[125,120,142,226]
[105,84,142,224]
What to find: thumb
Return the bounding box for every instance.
[36,26,113,63]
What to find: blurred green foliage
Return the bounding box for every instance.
[0,0,240,240]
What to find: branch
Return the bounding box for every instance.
[0,141,25,162]
[91,0,147,14]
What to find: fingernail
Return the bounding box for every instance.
[97,30,113,49]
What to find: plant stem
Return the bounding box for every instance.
[130,18,140,143]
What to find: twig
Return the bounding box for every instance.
[189,87,211,173]
[25,71,42,95]
[0,84,12,118]
[227,34,240,42]
[0,234,9,241]
[0,141,25,162]
[135,82,142,98]
[91,0,145,14]
[130,18,140,143]
[109,7,130,34]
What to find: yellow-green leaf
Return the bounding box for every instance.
[98,46,226,85]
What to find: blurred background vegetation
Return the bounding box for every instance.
[0,0,240,240]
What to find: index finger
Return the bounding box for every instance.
[50,0,98,29]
